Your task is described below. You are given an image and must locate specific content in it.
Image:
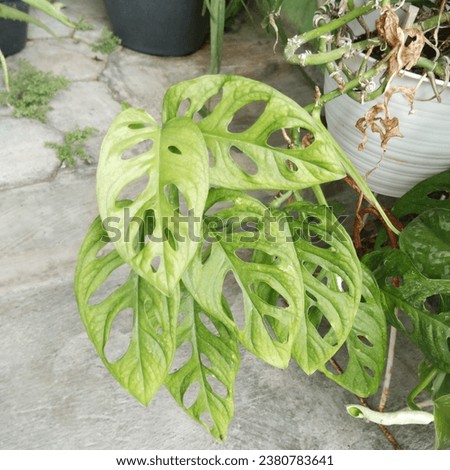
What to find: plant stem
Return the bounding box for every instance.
[311,185,328,206]
[270,190,293,209]
[0,49,9,92]
[284,1,377,59]
[379,325,397,413]
[304,62,388,112]
[407,368,439,411]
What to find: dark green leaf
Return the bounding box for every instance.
[364,249,450,372]
[434,394,450,449]
[400,208,450,280]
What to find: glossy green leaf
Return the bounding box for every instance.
[400,208,450,280]
[97,108,209,296]
[392,170,450,219]
[75,216,179,405]
[434,394,450,449]
[364,249,450,372]
[183,189,304,369]
[162,74,346,190]
[320,265,387,397]
[164,286,240,442]
[282,202,362,374]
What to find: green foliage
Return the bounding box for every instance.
[75,74,449,446]
[45,127,97,167]
[91,28,121,54]
[0,61,69,122]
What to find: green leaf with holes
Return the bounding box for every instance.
[280,202,361,373]
[319,265,387,397]
[75,215,179,405]
[162,74,345,190]
[183,189,304,369]
[400,208,450,280]
[392,170,450,219]
[164,285,240,442]
[97,107,209,296]
[364,249,450,372]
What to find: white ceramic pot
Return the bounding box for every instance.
[324,61,450,198]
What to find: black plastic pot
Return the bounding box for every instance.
[0,0,29,56]
[104,0,209,57]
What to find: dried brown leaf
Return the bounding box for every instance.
[376,6,424,77]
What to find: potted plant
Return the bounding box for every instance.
[103,0,209,56]
[284,0,450,197]
[0,1,29,56]
[74,72,450,449]
[0,0,77,89]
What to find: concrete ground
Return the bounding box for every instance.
[0,0,434,450]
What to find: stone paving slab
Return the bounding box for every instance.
[9,39,106,82]
[0,277,434,450]
[0,170,97,292]
[0,117,62,190]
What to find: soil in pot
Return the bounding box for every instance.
[104,0,209,57]
[0,0,29,56]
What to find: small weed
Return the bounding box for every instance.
[46,127,98,168]
[91,28,121,54]
[0,60,69,122]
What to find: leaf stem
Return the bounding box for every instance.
[407,368,439,411]
[379,325,397,412]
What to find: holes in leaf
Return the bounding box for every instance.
[357,335,374,348]
[230,146,258,176]
[234,247,273,264]
[227,100,267,133]
[327,344,350,375]
[385,276,404,288]
[263,315,282,342]
[183,381,200,409]
[168,145,182,155]
[150,256,161,273]
[201,240,212,264]
[317,314,333,339]
[250,282,289,309]
[116,174,150,203]
[222,271,245,330]
[423,294,442,314]
[164,184,178,206]
[88,263,130,305]
[427,190,449,200]
[205,201,234,217]
[396,310,414,334]
[177,311,186,326]
[285,160,299,172]
[164,228,178,251]
[200,412,214,430]
[121,139,153,160]
[170,341,192,373]
[176,98,191,117]
[200,353,212,369]
[96,242,115,259]
[266,128,315,149]
[199,312,220,337]
[208,147,215,168]
[177,188,190,216]
[104,307,133,363]
[364,366,375,378]
[207,375,228,398]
